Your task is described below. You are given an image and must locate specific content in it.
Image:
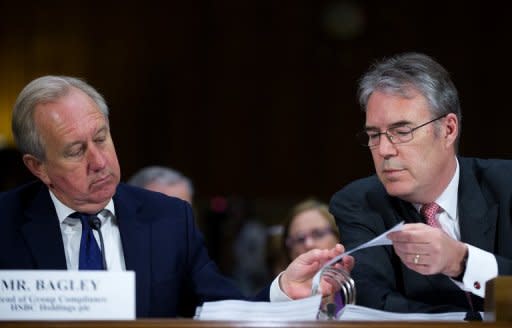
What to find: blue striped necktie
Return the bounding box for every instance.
[69,212,104,270]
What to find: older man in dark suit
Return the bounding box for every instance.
[0,75,353,317]
[330,52,512,315]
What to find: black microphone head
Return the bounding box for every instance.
[326,303,336,319]
[88,216,102,230]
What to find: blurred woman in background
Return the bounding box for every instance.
[282,199,346,318]
[282,199,340,262]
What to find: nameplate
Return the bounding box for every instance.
[0,270,135,320]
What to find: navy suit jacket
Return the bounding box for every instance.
[330,157,512,313]
[0,181,269,317]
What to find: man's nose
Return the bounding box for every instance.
[87,146,107,170]
[377,133,398,157]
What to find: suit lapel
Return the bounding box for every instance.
[369,189,422,226]
[395,198,423,224]
[457,158,496,252]
[21,184,67,269]
[114,184,151,316]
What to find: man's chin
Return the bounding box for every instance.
[76,196,113,213]
[88,185,116,204]
[383,182,413,200]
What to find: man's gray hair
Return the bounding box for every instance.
[12,75,109,160]
[128,166,194,196]
[358,52,462,148]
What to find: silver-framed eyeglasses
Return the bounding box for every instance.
[356,114,447,148]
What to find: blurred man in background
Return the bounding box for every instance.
[128,166,193,204]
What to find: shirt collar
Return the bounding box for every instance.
[48,190,116,224]
[414,157,459,221]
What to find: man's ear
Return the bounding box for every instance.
[444,113,458,146]
[23,154,51,185]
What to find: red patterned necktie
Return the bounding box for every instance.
[420,202,442,228]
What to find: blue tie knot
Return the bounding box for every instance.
[69,212,105,270]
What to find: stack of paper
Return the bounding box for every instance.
[338,304,468,321]
[195,295,322,321]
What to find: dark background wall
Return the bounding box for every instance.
[1,0,511,222]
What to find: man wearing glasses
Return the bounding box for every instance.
[330,52,512,316]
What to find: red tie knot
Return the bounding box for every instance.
[420,202,442,228]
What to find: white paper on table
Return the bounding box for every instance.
[312,221,404,293]
[195,294,322,321]
[338,304,470,321]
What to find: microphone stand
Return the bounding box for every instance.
[88,216,108,270]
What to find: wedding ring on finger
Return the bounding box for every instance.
[413,254,420,265]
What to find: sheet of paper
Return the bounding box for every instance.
[195,295,322,321]
[312,221,404,293]
[338,304,469,321]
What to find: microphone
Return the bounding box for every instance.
[326,303,337,320]
[88,216,107,270]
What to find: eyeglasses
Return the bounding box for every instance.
[356,114,447,148]
[286,227,335,248]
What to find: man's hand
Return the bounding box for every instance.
[387,223,467,277]
[279,244,355,299]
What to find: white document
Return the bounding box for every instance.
[338,304,469,321]
[195,294,322,321]
[312,221,404,292]
[0,270,135,320]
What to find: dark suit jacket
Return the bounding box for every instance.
[0,181,269,317]
[330,157,512,313]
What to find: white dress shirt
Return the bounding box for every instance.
[50,191,125,271]
[414,158,498,298]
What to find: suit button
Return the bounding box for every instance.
[473,281,481,289]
